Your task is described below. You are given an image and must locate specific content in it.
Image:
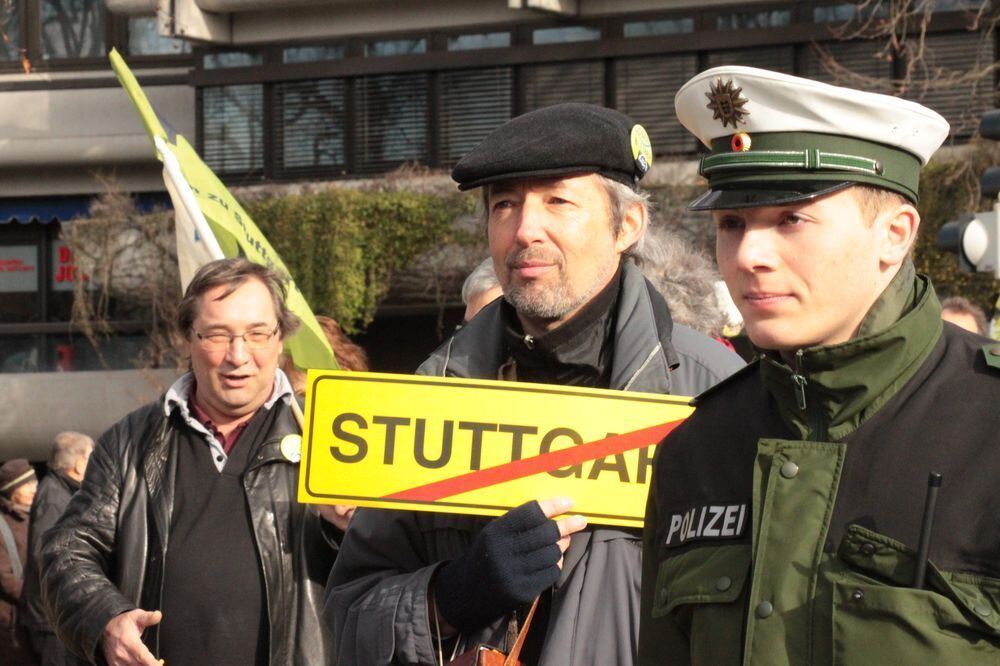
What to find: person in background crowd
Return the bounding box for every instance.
[461,257,504,322]
[282,314,369,531]
[0,459,38,666]
[41,259,337,666]
[21,432,94,666]
[638,228,727,339]
[327,103,744,666]
[940,295,990,336]
[641,66,1000,664]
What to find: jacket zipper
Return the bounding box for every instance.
[791,349,828,440]
[791,349,808,411]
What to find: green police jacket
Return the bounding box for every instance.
[639,267,1000,665]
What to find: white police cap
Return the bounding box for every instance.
[674,66,950,209]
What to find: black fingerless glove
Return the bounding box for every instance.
[433,500,561,633]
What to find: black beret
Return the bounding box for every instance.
[452,103,653,191]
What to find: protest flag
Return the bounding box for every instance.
[108,48,339,372]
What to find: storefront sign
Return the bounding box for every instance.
[0,245,39,293]
[50,240,89,292]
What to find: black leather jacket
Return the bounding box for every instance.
[40,391,334,664]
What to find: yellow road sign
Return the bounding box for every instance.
[300,370,694,528]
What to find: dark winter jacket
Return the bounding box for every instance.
[640,269,1000,664]
[327,261,743,665]
[21,470,78,634]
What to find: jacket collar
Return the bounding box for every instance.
[759,262,942,441]
[499,265,621,387]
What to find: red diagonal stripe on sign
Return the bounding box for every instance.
[384,419,684,502]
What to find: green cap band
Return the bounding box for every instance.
[702,131,923,202]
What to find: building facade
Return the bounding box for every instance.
[0,0,993,455]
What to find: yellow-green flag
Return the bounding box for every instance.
[109,48,338,370]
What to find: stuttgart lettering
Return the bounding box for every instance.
[329,414,656,484]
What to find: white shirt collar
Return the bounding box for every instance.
[163,368,294,418]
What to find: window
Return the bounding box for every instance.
[365,38,426,57]
[706,46,795,74]
[41,0,105,60]
[439,68,512,165]
[0,1,21,63]
[616,54,700,153]
[624,18,695,38]
[275,78,347,173]
[203,51,262,69]
[447,32,511,51]
[932,0,985,11]
[283,45,345,63]
[0,244,40,323]
[813,3,887,22]
[524,61,604,110]
[532,25,600,44]
[800,40,893,93]
[355,73,428,173]
[128,16,190,56]
[0,332,151,373]
[904,31,995,138]
[716,10,791,30]
[202,85,264,175]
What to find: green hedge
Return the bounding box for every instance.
[245,188,475,333]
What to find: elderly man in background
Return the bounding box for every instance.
[41,258,335,666]
[20,432,93,666]
[0,458,38,665]
[461,257,504,323]
[940,295,990,337]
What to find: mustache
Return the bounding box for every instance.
[505,247,563,270]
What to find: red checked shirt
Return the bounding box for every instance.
[189,399,252,454]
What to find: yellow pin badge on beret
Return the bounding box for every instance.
[280,434,302,463]
[630,124,653,175]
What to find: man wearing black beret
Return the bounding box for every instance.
[327,103,743,665]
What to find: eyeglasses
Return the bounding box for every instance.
[194,325,280,352]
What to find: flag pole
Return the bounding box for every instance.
[155,135,225,262]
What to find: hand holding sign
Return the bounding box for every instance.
[433,498,586,634]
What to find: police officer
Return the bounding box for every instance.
[639,66,1000,664]
[328,103,744,666]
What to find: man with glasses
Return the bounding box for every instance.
[40,258,335,666]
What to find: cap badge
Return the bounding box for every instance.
[280,434,302,463]
[731,132,751,152]
[630,124,653,174]
[705,78,750,129]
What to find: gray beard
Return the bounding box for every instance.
[501,242,618,322]
[504,278,587,321]
[504,263,616,321]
